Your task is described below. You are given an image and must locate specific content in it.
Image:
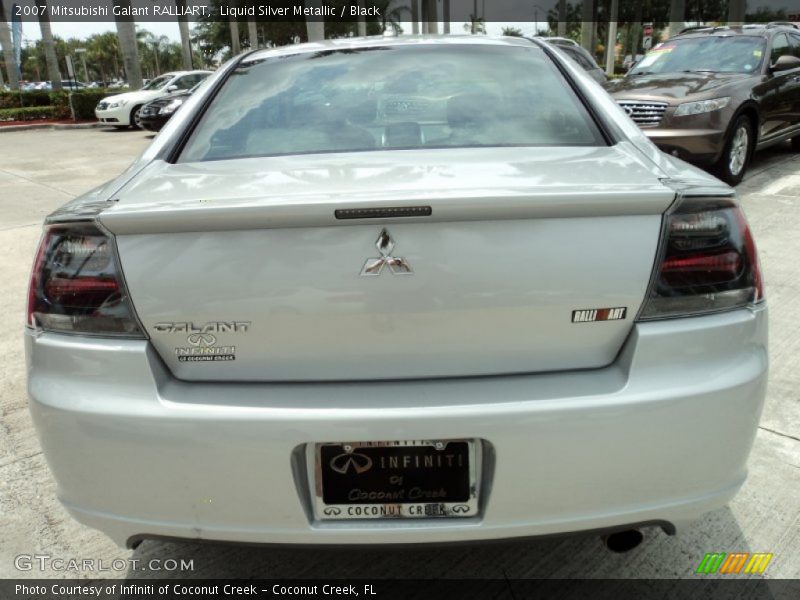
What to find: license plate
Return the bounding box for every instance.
[312,440,480,520]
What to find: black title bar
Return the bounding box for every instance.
[3,579,800,600]
[4,1,798,24]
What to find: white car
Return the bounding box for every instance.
[95,70,211,129]
[27,36,766,550]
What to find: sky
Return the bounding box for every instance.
[21,21,184,45]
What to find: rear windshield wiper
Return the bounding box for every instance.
[682,69,717,73]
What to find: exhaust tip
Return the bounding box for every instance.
[603,529,644,553]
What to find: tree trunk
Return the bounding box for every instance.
[668,0,685,38]
[630,0,643,59]
[229,19,241,55]
[176,0,193,69]
[35,1,62,89]
[471,0,477,34]
[424,0,438,34]
[606,0,619,76]
[557,0,567,36]
[411,0,419,34]
[305,0,324,42]
[248,17,258,49]
[580,0,595,52]
[0,3,19,89]
[113,1,142,89]
[357,0,367,37]
[727,0,746,26]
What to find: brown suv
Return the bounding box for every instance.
[606,23,800,185]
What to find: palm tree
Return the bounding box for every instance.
[113,1,143,89]
[35,1,61,89]
[376,0,409,34]
[176,0,193,69]
[144,32,170,75]
[87,32,121,83]
[0,2,19,89]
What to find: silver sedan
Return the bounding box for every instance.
[25,36,767,549]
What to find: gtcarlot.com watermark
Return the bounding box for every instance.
[15,554,194,573]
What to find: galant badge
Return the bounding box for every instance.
[329,451,373,475]
[360,229,413,276]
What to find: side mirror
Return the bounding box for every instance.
[770,54,800,73]
[166,84,179,93]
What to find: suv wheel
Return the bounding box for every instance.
[715,116,752,186]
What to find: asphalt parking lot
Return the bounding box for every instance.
[0,127,798,580]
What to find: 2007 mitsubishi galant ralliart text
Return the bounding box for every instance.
[25,36,767,548]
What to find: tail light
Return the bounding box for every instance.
[27,223,144,337]
[638,196,763,320]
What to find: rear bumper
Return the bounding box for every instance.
[26,307,768,548]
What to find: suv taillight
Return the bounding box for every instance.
[638,196,764,320]
[27,223,144,337]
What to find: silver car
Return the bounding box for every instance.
[26,36,767,549]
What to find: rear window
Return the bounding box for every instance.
[179,44,604,162]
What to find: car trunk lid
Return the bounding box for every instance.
[104,145,675,381]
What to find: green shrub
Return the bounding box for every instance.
[0,92,30,109]
[0,106,56,122]
[0,92,22,109]
[0,89,115,120]
[70,89,117,120]
[49,91,72,119]
[27,90,55,107]
[0,90,51,109]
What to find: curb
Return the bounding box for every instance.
[0,122,107,133]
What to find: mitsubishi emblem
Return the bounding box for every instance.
[360,229,413,276]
